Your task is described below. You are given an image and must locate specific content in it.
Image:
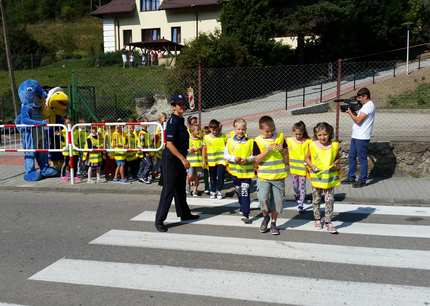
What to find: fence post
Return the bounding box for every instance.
[353,74,356,90]
[418,55,421,70]
[31,54,34,70]
[335,58,342,141]
[393,63,396,77]
[285,89,288,110]
[198,63,202,125]
[67,123,74,185]
[372,70,376,84]
[320,82,323,103]
[302,87,306,107]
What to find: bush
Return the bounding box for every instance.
[389,83,430,108]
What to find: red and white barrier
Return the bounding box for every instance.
[70,122,164,152]
[0,124,68,153]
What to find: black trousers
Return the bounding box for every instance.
[155,155,191,224]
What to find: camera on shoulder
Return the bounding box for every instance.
[335,97,362,114]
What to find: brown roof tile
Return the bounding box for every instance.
[91,0,136,17]
[159,0,219,10]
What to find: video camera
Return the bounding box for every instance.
[335,97,362,114]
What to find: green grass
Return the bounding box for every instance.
[388,83,430,108]
[0,60,171,120]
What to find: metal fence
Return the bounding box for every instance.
[2,54,429,142]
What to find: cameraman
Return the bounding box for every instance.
[343,87,375,188]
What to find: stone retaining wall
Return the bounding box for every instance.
[340,141,430,178]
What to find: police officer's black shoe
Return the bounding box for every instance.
[155,223,168,232]
[181,214,200,221]
[342,178,355,185]
[352,181,367,188]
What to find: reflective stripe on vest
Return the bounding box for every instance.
[204,134,226,166]
[226,138,255,179]
[308,141,340,189]
[255,132,287,180]
[188,137,203,167]
[287,137,310,176]
[87,136,103,164]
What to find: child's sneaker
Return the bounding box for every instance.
[325,222,338,234]
[259,215,270,233]
[314,219,323,230]
[87,179,95,184]
[204,190,210,195]
[192,191,199,197]
[73,177,81,183]
[297,203,304,214]
[96,178,105,184]
[112,178,120,183]
[60,176,68,183]
[270,222,280,235]
[209,192,216,199]
[118,179,129,184]
[143,178,152,184]
[241,215,252,224]
[216,191,224,200]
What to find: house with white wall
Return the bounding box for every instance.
[91,0,221,53]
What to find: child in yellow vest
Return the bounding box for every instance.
[187,125,204,196]
[137,124,154,184]
[286,121,311,213]
[60,117,80,183]
[203,119,227,199]
[254,116,288,235]
[305,122,340,234]
[202,126,211,194]
[76,118,88,177]
[85,126,103,183]
[111,125,128,184]
[224,119,255,223]
[125,123,139,181]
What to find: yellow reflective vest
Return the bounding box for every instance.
[126,130,139,162]
[226,137,255,179]
[187,137,203,168]
[204,133,227,167]
[61,129,79,157]
[111,130,126,161]
[255,132,288,181]
[286,137,311,176]
[308,141,340,189]
[85,134,103,164]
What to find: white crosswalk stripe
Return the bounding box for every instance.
[28,201,430,305]
[90,230,430,270]
[29,259,430,306]
[181,197,430,217]
[132,211,430,239]
[0,303,29,306]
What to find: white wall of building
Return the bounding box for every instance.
[103,0,221,52]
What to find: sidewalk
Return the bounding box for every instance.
[1,161,430,206]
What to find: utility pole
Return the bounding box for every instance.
[0,0,18,117]
[403,22,413,75]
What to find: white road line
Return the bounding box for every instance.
[182,197,430,217]
[132,211,430,239]
[90,230,430,270]
[0,303,29,306]
[29,259,430,306]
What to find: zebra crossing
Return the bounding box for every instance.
[28,197,430,306]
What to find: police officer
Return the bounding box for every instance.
[155,95,199,232]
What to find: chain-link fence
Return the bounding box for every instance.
[2,53,429,141]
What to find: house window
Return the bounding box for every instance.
[140,0,160,11]
[142,28,161,41]
[171,27,181,44]
[123,30,132,46]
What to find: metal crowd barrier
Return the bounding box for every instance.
[0,124,68,152]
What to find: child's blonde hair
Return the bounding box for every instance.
[233,118,247,128]
[190,125,201,137]
[313,122,334,141]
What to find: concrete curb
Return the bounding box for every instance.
[1,185,430,207]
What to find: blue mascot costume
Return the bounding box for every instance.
[16,80,59,181]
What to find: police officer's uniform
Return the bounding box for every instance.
[155,96,198,231]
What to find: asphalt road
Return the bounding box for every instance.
[1,190,430,306]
